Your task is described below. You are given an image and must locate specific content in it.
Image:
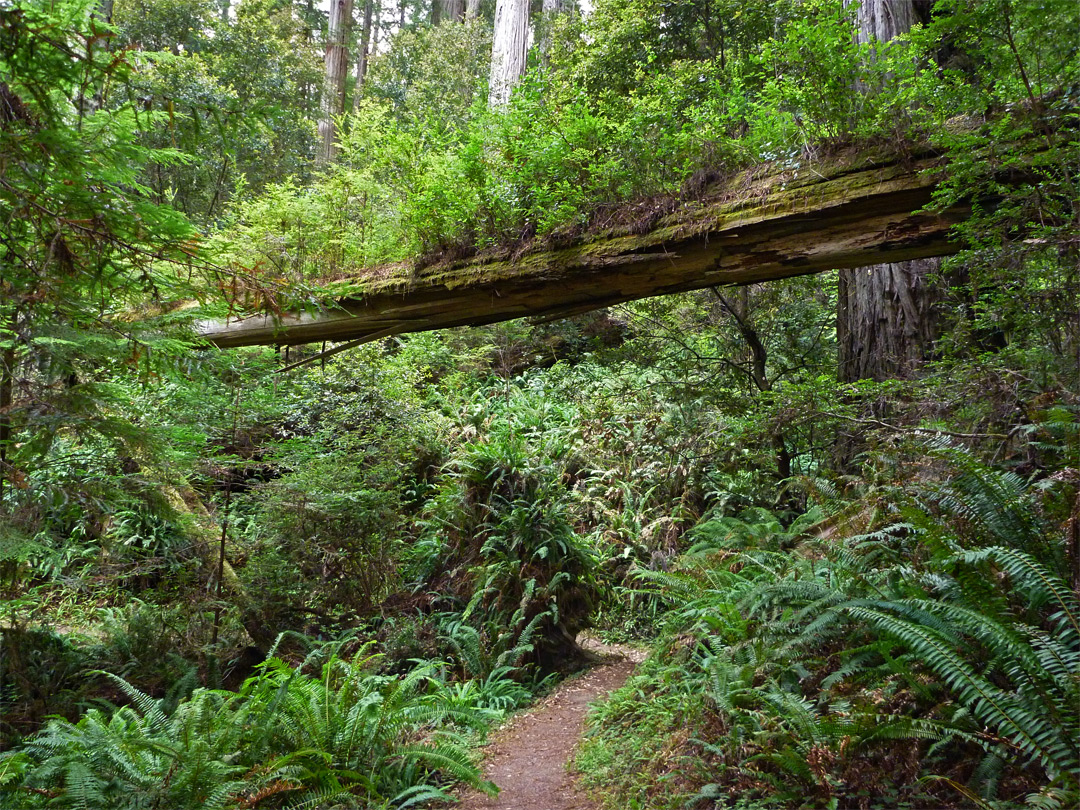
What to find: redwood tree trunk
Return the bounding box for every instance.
[442,0,465,22]
[837,259,942,382]
[353,0,373,108]
[539,0,567,63]
[488,0,529,107]
[319,0,354,163]
[838,0,940,382]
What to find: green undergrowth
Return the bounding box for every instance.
[0,634,548,809]
[577,442,1080,810]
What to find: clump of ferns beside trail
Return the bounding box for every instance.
[578,443,1080,810]
[0,638,527,809]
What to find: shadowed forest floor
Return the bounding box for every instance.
[456,640,644,810]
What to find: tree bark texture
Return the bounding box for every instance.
[838,0,940,381]
[441,0,465,23]
[488,0,529,106]
[849,0,919,45]
[466,0,481,20]
[837,259,942,382]
[539,0,567,63]
[353,0,373,107]
[199,149,967,349]
[319,0,354,163]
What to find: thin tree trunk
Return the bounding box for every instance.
[838,0,940,382]
[353,0,373,107]
[443,0,465,22]
[0,309,14,513]
[319,0,354,164]
[466,0,481,19]
[488,0,529,107]
[539,0,565,64]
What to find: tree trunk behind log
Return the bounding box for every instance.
[837,259,942,382]
[838,0,940,381]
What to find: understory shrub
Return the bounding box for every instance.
[0,640,500,809]
[579,444,1080,810]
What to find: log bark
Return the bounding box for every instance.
[199,150,967,349]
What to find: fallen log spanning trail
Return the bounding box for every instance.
[200,150,966,349]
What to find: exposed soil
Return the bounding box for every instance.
[456,638,644,810]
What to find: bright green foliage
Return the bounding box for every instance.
[235,353,444,628]
[0,0,219,553]
[417,379,599,671]
[110,0,321,221]
[2,643,498,808]
[580,445,1080,809]
[3,0,1078,806]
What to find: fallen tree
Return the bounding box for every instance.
[200,148,966,349]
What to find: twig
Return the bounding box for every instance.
[821,411,1008,440]
[273,327,399,374]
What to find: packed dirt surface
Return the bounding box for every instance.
[456,638,644,810]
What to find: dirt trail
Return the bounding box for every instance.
[456,639,643,810]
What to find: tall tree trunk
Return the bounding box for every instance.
[488,0,529,107]
[432,0,464,25]
[443,0,465,22]
[319,0,354,164]
[838,0,940,382]
[837,259,942,382]
[539,0,565,64]
[353,0,373,108]
[465,0,481,19]
[0,308,14,513]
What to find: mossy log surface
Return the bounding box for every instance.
[200,151,965,348]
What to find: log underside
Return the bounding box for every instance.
[200,152,966,349]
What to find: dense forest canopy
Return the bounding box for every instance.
[0,0,1078,808]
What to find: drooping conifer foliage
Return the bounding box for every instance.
[1,0,1078,808]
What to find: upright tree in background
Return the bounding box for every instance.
[433,0,464,24]
[466,0,480,19]
[320,0,354,162]
[539,0,568,62]
[487,0,527,106]
[354,0,374,98]
[837,0,938,381]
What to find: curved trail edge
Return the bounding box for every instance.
[456,640,643,810]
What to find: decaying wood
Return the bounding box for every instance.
[199,151,967,349]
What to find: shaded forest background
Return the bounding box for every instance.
[0,0,1078,808]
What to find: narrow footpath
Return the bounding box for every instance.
[457,640,643,810]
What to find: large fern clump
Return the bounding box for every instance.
[578,445,1080,810]
[412,384,600,673]
[0,640,497,809]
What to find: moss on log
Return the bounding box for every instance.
[200,150,965,348]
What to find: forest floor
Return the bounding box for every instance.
[456,637,645,810]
